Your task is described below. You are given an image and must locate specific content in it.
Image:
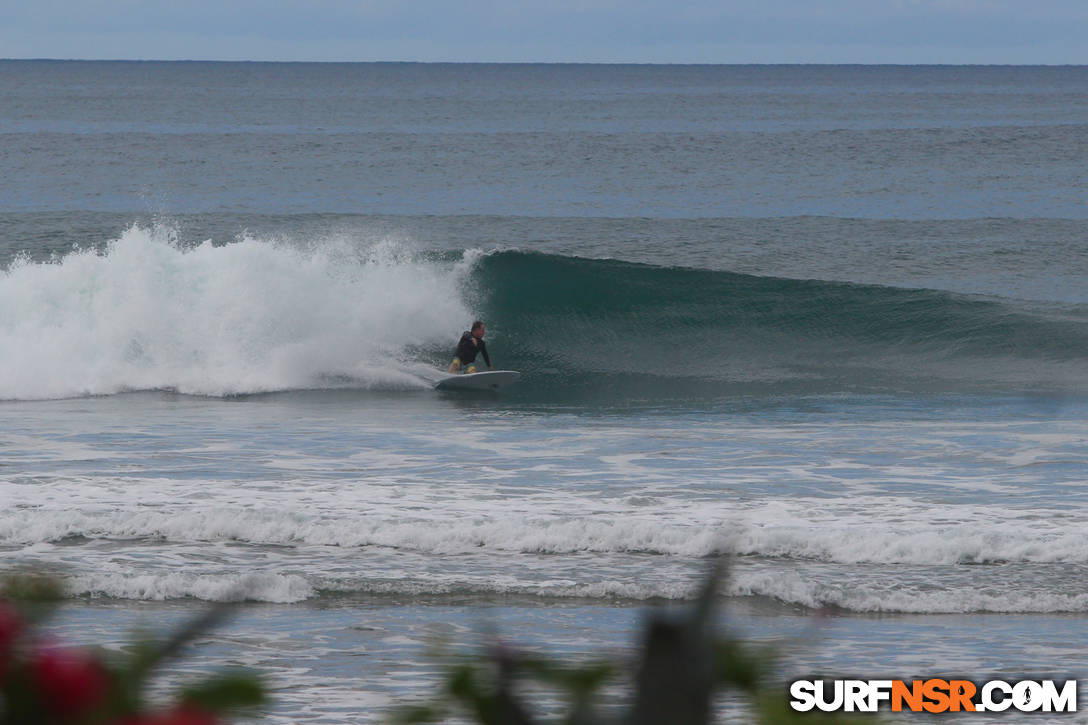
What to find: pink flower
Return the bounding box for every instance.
[30,646,111,717]
[0,601,20,652]
[0,601,23,680]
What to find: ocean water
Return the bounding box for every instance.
[2,61,1087,722]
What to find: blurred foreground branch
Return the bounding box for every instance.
[0,574,265,725]
[392,562,864,725]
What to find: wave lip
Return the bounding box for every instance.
[474,250,1088,398]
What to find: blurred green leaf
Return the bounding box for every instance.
[1,574,64,626]
[179,671,266,713]
[714,636,770,692]
[389,703,449,724]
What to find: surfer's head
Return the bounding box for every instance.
[471,320,486,339]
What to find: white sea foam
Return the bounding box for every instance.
[53,561,1088,613]
[66,570,313,603]
[728,569,1088,614]
[6,491,1088,565]
[11,494,1088,611]
[6,402,1087,614]
[0,224,474,399]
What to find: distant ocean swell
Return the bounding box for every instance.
[2,225,1085,400]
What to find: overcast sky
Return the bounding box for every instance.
[2,0,1086,64]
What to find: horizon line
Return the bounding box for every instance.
[2,58,1086,67]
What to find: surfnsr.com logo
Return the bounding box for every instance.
[789,679,1077,713]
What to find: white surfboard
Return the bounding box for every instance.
[435,370,521,391]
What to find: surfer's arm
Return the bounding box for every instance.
[480,341,492,369]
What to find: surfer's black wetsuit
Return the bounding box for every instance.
[455,331,491,367]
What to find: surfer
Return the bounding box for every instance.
[448,320,493,374]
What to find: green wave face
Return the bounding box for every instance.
[459,251,1088,402]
